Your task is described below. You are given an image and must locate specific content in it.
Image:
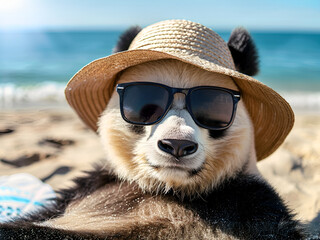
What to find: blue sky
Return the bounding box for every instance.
[0,0,320,31]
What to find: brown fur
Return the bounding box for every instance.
[99,59,259,196]
[43,181,238,239]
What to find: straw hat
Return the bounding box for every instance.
[65,19,294,161]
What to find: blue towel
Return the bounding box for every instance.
[0,173,56,222]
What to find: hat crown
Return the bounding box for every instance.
[130,20,236,70]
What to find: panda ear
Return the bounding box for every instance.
[112,26,142,53]
[227,27,259,76]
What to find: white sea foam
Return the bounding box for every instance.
[0,83,320,112]
[0,82,67,109]
[281,91,320,113]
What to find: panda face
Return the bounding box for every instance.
[99,59,258,195]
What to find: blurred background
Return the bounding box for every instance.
[0,0,319,111]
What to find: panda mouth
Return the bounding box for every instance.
[152,165,188,171]
[150,164,203,176]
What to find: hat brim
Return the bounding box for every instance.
[65,49,294,161]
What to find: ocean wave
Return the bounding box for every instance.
[1,83,320,112]
[281,92,320,112]
[0,83,66,108]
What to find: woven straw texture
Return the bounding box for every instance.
[65,19,294,161]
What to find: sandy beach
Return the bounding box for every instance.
[0,107,319,233]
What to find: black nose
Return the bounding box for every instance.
[158,139,198,158]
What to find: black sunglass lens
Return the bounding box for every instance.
[122,84,169,124]
[189,89,234,129]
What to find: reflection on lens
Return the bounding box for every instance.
[139,104,164,122]
[123,84,169,124]
[190,89,233,128]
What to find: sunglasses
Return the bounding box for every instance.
[116,82,241,130]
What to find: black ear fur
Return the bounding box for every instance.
[228,28,259,76]
[113,26,142,53]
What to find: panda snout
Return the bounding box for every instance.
[157,139,198,158]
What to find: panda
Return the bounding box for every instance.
[0,20,306,239]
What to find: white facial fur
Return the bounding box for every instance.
[99,59,259,196]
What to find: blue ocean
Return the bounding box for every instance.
[0,30,320,110]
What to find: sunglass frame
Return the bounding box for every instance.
[116,82,241,130]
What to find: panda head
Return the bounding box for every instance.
[98,26,260,196]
